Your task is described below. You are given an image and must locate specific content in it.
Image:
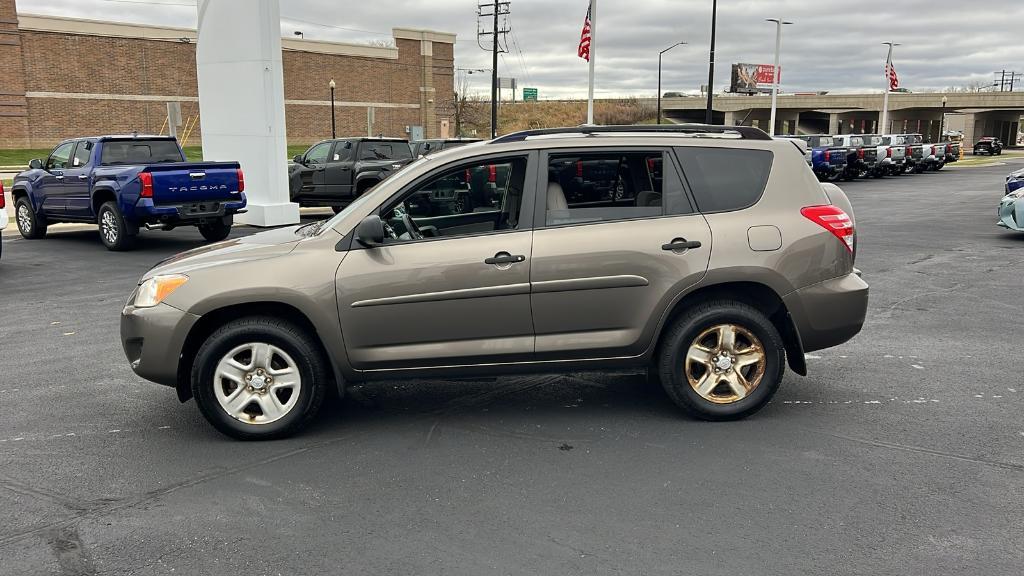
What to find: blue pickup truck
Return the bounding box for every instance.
[10,135,245,251]
[782,134,849,182]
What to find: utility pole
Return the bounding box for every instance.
[477,1,510,139]
[705,0,717,124]
[658,41,686,125]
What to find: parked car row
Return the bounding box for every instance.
[782,133,961,182]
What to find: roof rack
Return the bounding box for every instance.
[490,124,772,144]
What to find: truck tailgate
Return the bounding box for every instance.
[145,162,242,204]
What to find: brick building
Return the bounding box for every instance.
[0,1,455,150]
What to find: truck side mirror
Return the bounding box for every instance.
[29,158,42,170]
[293,155,304,165]
[354,214,385,247]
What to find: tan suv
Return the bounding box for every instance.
[121,125,868,440]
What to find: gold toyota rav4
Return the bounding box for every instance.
[121,125,868,440]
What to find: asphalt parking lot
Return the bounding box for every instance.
[2,163,1023,575]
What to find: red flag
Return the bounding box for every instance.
[885,59,899,91]
[578,2,592,62]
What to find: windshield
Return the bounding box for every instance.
[100,140,184,165]
[359,141,412,161]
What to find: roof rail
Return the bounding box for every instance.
[489,124,772,144]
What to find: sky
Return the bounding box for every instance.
[16,0,1024,99]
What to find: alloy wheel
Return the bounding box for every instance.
[213,342,302,425]
[684,324,766,404]
[100,210,118,245]
[16,204,32,234]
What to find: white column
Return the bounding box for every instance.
[196,0,299,227]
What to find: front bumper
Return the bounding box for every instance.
[121,300,200,388]
[998,196,1024,231]
[784,272,869,353]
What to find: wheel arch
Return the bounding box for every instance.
[175,301,341,403]
[354,174,381,193]
[652,280,806,376]
[91,187,118,217]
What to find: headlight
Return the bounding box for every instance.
[134,274,188,308]
[1005,190,1024,200]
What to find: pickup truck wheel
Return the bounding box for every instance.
[97,201,136,251]
[198,218,232,242]
[191,316,328,440]
[657,301,784,421]
[15,197,47,239]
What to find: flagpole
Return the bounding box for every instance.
[880,42,895,134]
[587,0,596,125]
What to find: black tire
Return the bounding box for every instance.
[935,162,944,171]
[657,301,785,421]
[191,316,328,440]
[198,217,232,242]
[97,201,137,251]
[14,197,47,239]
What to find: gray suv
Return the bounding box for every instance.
[121,125,868,440]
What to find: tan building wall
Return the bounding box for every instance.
[0,6,455,149]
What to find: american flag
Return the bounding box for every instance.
[885,58,899,91]
[578,2,592,62]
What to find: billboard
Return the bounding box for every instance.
[730,63,780,94]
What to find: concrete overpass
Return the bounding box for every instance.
[658,92,1024,145]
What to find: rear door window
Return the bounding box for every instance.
[359,142,412,161]
[544,151,684,226]
[674,147,773,213]
[72,141,93,167]
[100,140,184,165]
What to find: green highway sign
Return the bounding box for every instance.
[523,87,538,101]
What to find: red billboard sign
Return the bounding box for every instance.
[731,63,780,94]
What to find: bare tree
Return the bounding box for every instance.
[444,74,488,137]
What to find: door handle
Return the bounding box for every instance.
[55,174,64,180]
[662,238,702,251]
[484,252,526,265]
[78,174,88,180]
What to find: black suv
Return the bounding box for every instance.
[289,138,413,212]
[412,138,482,157]
[974,136,1003,156]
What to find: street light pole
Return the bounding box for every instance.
[329,79,337,139]
[657,41,686,125]
[704,0,717,124]
[766,18,792,136]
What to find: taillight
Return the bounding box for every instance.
[139,172,153,198]
[236,168,245,193]
[906,146,912,156]
[576,161,583,178]
[886,147,892,158]
[857,148,865,159]
[931,145,936,155]
[801,205,854,253]
[0,180,5,209]
[488,164,496,183]
[824,150,831,162]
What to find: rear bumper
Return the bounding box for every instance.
[784,273,869,353]
[132,197,247,224]
[121,300,199,388]
[998,197,1024,231]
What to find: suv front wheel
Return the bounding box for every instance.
[657,301,785,420]
[191,317,328,440]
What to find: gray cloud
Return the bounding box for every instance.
[16,0,1024,98]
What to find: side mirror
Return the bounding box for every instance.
[29,158,43,170]
[354,214,385,247]
[293,155,304,165]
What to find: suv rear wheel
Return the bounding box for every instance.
[657,301,785,420]
[198,217,232,242]
[191,317,328,440]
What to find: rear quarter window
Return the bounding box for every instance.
[673,147,773,213]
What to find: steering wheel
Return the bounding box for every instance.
[401,211,423,240]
